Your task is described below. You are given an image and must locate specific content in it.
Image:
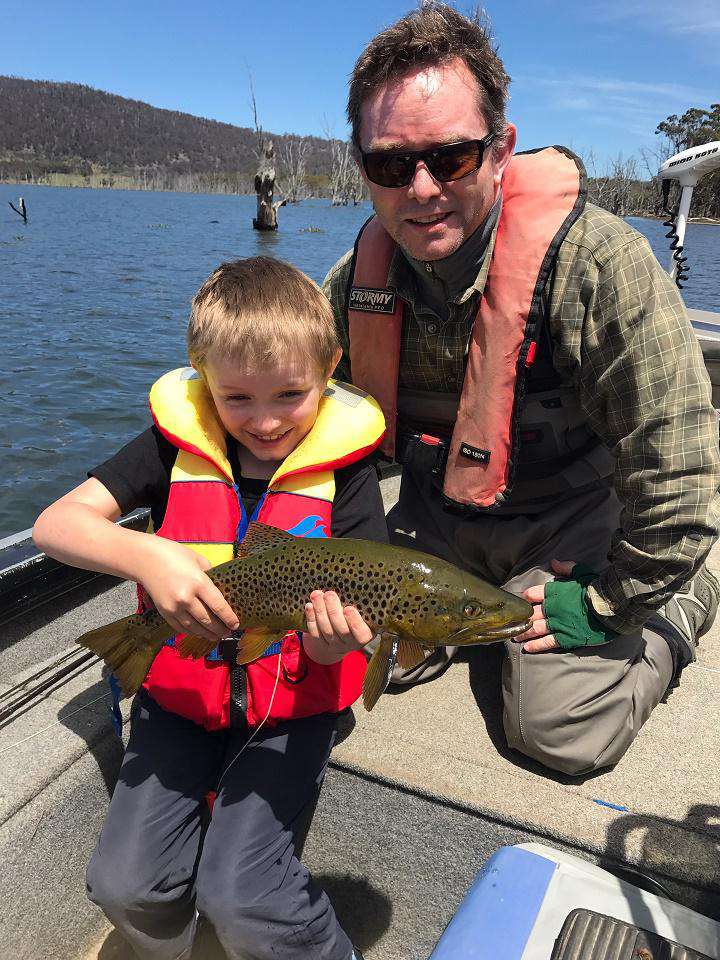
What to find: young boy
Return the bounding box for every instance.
[33,257,388,960]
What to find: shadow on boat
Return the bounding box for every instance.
[58,676,126,797]
[601,803,720,921]
[378,642,613,785]
[1,573,123,655]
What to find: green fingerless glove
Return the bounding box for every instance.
[543,564,619,650]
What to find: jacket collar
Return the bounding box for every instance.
[389,192,502,321]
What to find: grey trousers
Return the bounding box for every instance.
[86,690,352,960]
[387,461,674,777]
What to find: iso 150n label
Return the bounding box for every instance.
[459,443,490,463]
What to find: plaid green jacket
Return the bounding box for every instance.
[322,202,720,633]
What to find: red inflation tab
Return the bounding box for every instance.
[525,341,537,367]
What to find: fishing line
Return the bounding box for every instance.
[0,652,99,725]
[0,690,112,756]
[0,648,88,702]
[216,652,283,789]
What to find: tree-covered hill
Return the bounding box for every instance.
[0,76,335,192]
[2,76,717,217]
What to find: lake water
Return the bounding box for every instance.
[1,183,719,538]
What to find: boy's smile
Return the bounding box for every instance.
[202,351,338,478]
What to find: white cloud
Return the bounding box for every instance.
[583,0,720,37]
[557,96,593,111]
[516,73,712,107]
[513,70,716,144]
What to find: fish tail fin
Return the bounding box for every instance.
[362,634,398,711]
[77,611,173,696]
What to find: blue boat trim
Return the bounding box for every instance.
[692,319,720,335]
[429,846,556,959]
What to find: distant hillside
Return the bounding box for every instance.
[0,76,336,193]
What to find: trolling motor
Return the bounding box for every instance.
[658,141,720,288]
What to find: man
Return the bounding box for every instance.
[322,3,720,776]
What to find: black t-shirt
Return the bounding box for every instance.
[90,426,389,544]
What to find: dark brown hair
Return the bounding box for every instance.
[348,2,510,152]
[187,257,339,374]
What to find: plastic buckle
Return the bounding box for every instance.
[397,430,447,469]
[421,433,448,480]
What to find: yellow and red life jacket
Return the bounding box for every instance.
[139,367,385,731]
[348,147,586,509]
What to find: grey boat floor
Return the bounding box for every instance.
[1,476,719,960]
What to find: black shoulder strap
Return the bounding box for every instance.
[526,268,563,392]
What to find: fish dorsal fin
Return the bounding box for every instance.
[237,522,296,558]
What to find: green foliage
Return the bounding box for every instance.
[656,104,720,151]
[655,104,720,220]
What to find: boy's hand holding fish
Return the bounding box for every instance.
[135,537,241,646]
[144,561,374,666]
[33,477,242,648]
[303,590,374,664]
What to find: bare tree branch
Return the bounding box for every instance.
[279,137,309,203]
[247,68,264,162]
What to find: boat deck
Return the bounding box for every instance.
[1,477,719,959]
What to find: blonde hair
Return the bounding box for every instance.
[187,257,340,374]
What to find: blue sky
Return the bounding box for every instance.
[1,0,717,173]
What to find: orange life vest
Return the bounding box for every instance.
[348,147,585,509]
[139,367,386,731]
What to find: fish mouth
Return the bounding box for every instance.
[449,616,533,644]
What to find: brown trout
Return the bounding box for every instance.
[77,522,532,710]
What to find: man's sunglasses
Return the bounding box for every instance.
[361,133,496,188]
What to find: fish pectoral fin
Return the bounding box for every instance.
[236,522,295,558]
[396,638,427,670]
[236,628,287,665]
[362,634,398,712]
[176,634,215,659]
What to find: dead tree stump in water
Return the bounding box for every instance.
[253,141,283,231]
[9,198,27,223]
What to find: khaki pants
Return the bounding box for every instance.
[387,458,673,777]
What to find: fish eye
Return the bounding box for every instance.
[463,602,485,618]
